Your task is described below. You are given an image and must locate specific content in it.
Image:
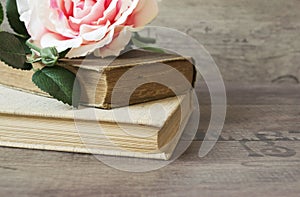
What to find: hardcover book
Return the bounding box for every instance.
[0,85,194,160]
[0,50,195,109]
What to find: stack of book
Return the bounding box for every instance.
[0,50,196,160]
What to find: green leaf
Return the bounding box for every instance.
[59,48,71,58]
[0,2,4,26]
[133,33,156,44]
[32,66,81,107]
[132,37,165,54]
[140,47,166,54]
[0,32,32,70]
[17,36,31,54]
[6,0,29,37]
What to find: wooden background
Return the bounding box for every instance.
[1,0,300,83]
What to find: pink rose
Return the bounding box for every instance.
[16,0,158,58]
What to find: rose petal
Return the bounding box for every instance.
[70,0,106,24]
[16,0,30,16]
[17,0,48,40]
[38,0,78,38]
[66,30,115,58]
[80,21,110,41]
[109,0,140,29]
[127,0,159,27]
[40,33,83,52]
[95,0,119,25]
[115,0,134,21]
[48,11,78,38]
[94,27,132,58]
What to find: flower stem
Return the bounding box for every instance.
[26,39,41,53]
[31,67,40,73]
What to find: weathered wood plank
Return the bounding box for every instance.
[197,83,300,105]
[195,104,300,141]
[0,140,299,197]
[196,84,300,141]
[153,0,300,83]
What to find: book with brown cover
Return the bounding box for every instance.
[0,50,195,109]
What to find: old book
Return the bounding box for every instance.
[0,50,195,109]
[0,85,194,160]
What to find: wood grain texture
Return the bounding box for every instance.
[152,0,300,83]
[0,84,300,197]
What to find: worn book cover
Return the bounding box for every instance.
[0,85,194,160]
[0,50,195,109]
